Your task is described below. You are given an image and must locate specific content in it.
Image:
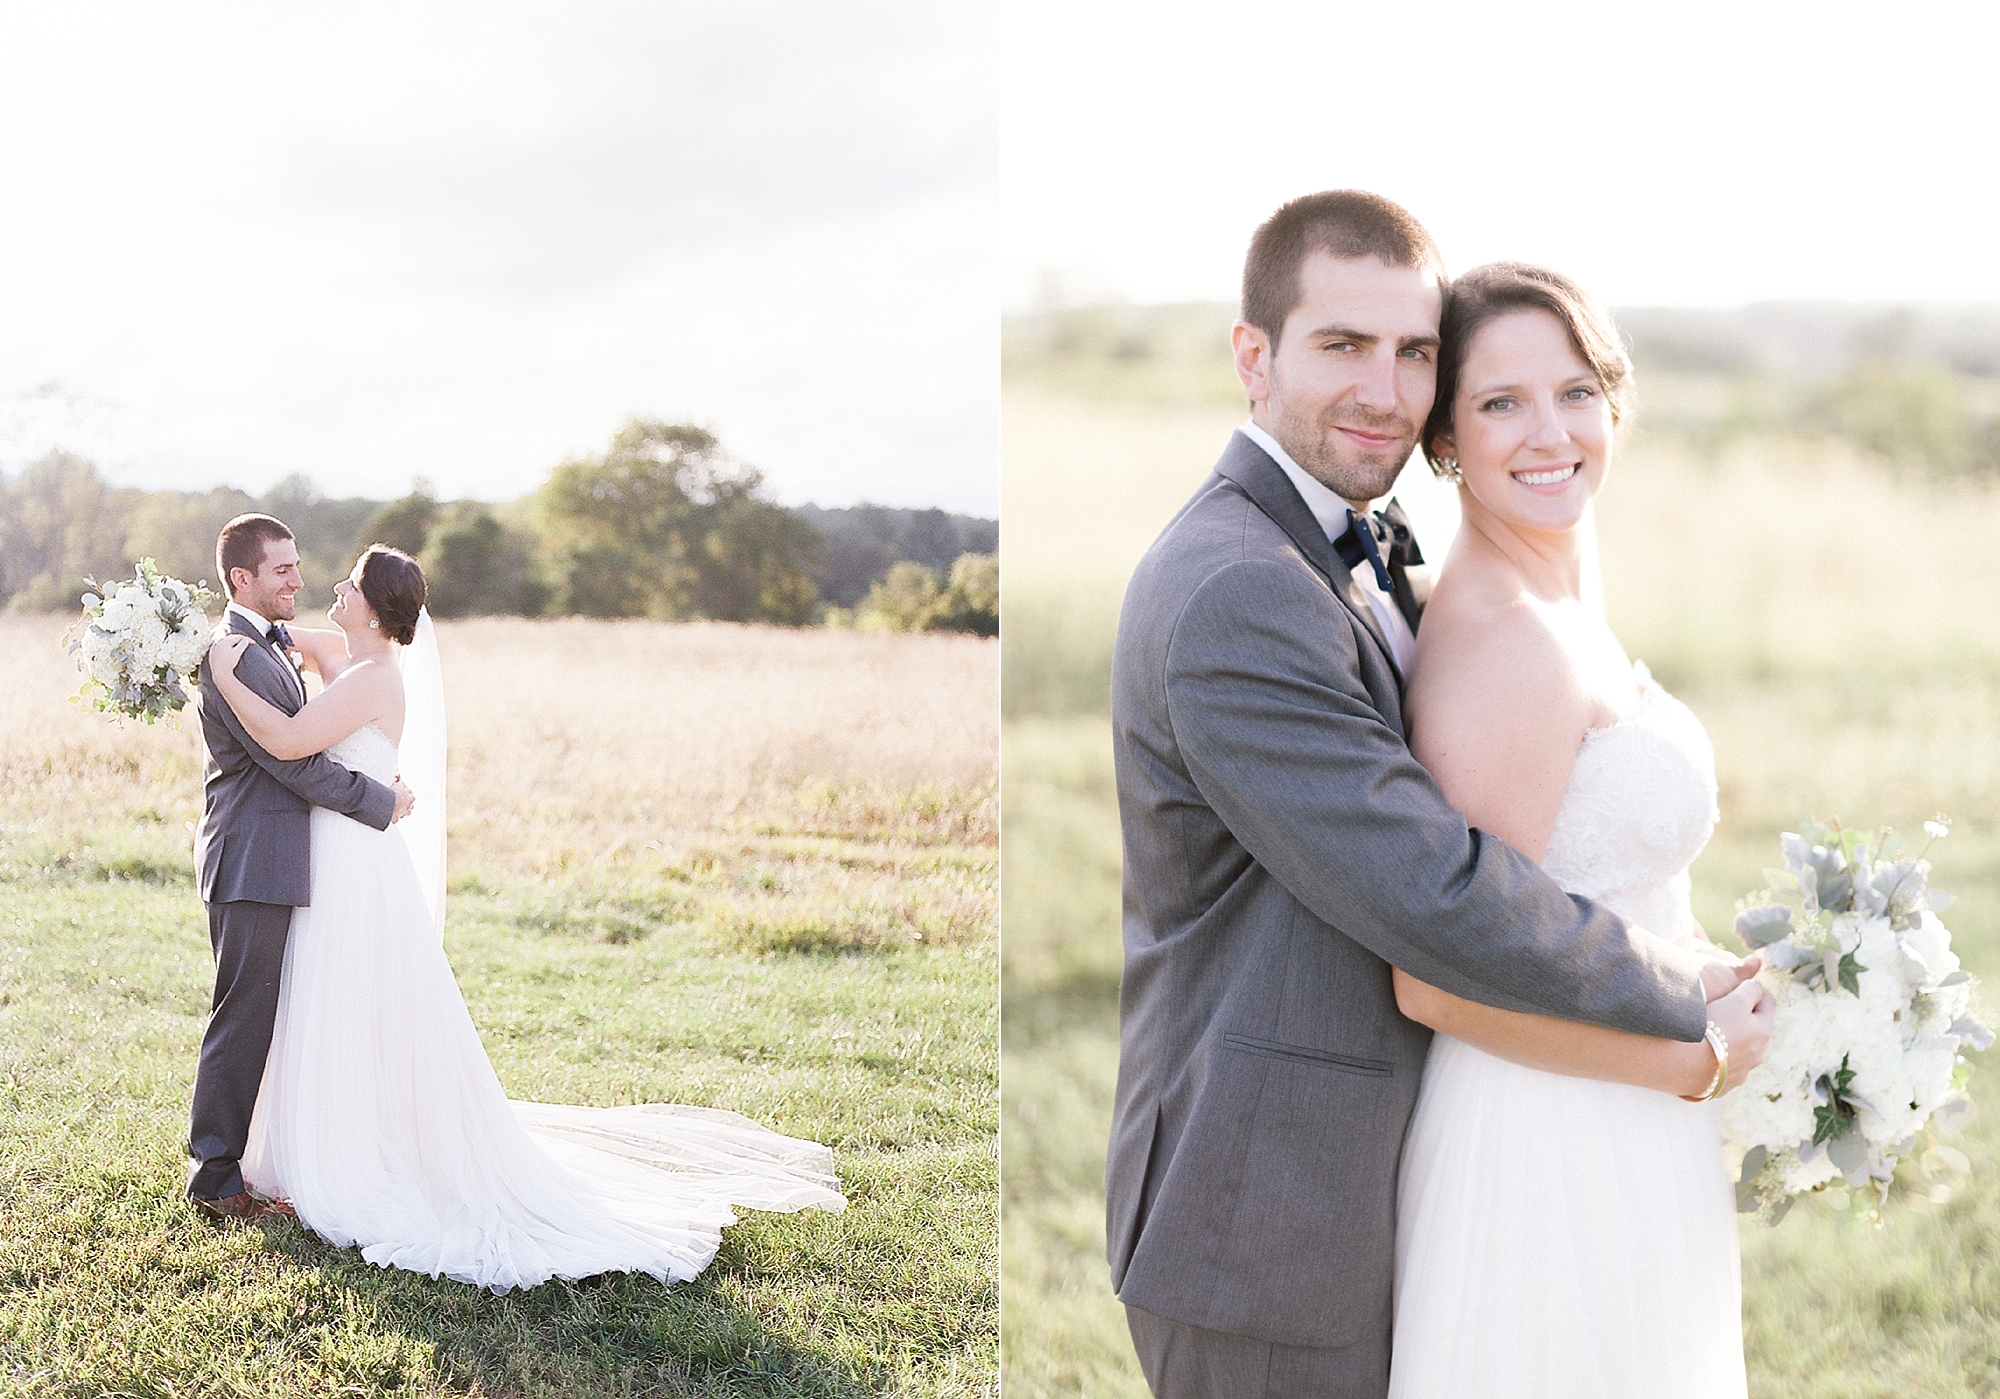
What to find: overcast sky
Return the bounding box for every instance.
[1003,1,2000,313]
[0,2,997,513]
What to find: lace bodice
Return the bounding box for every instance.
[1539,662,1719,941]
[327,723,399,785]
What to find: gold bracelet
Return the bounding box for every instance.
[1681,1022,1729,1102]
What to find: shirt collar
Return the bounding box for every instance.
[227,600,276,637]
[1240,417,1376,546]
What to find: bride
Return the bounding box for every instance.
[1387,265,1772,1396]
[206,544,844,1292]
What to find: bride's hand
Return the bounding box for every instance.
[210,634,254,678]
[1706,977,1776,1095]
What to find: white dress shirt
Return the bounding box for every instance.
[1239,418,1417,673]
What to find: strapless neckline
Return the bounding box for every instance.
[326,723,399,785]
[1540,660,1719,940]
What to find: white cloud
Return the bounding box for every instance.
[0,0,998,513]
[1002,0,2000,311]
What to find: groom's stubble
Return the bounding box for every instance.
[1262,381,1417,507]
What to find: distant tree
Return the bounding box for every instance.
[259,473,319,521]
[420,503,549,617]
[856,560,945,632]
[0,452,139,611]
[691,489,824,624]
[536,419,820,622]
[854,552,998,636]
[790,502,997,606]
[245,474,382,602]
[1807,362,1997,475]
[932,552,998,636]
[357,484,439,558]
[121,486,257,591]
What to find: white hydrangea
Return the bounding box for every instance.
[1721,828,1987,1222]
[65,560,217,723]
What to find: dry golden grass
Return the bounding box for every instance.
[1,615,998,953]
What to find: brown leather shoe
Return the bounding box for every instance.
[192,1191,296,1222]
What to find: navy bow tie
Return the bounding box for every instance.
[1336,500,1425,594]
[268,622,294,652]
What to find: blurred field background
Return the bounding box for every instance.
[1002,302,2000,1397]
[0,617,996,1397]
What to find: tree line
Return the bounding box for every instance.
[0,419,996,635]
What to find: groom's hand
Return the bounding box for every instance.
[391,779,416,824]
[1696,949,1762,1003]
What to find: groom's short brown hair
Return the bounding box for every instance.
[216,513,294,597]
[1242,191,1445,350]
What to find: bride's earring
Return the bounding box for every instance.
[369,619,380,629]
[1438,458,1463,485]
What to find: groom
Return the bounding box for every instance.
[1106,192,1763,1396]
[185,512,412,1220]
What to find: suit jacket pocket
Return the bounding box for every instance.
[1222,1032,1391,1077]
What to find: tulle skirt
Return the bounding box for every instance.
[1388,1035,1745,1398]
[241,807,845,1292]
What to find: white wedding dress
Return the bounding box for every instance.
[240,719,845,1292]
[1389,663,1745,1397]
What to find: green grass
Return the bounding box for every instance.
[0,820,995,1396]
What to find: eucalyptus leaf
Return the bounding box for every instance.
[1780,833,1813,880]
[1928,1095,1976,1143]
[1930,889,1956,912]
[1735,1145,1768,1213]
[1950,1015,1996,1052]
[1734,903,1794,947]
[1764,940,1817,971]
[1767,1193,1798,1227]
[1826,1131,1871,1186]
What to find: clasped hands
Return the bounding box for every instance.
[1685,932,1776,1098]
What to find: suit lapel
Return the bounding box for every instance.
[230,611,304,710]
[1213,431,1404,682]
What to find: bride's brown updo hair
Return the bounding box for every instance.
[1422,262,1634,478]
[356,544,426,646]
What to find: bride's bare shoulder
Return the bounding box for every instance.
[1409,571,1574,717]
[1405,573,1601,857]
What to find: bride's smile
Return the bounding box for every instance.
[1511,461,1580,488]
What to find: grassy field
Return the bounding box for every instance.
[0,615,997,1397]
[1001,384,2000,1397]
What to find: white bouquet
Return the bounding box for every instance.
[65,558,220,723]
[1722,819,1990,1223]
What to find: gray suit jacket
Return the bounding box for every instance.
[1105,431,1708,1349]
[193,610,396,906]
